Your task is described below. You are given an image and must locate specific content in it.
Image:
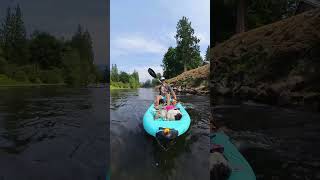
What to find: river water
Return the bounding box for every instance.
[0,86,109,180]
[110,88,210,180]
[213,97,320,180]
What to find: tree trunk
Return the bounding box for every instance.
[184,62,187,72]
[236,0,246,33]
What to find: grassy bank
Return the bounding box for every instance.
[0,74,65,87]
[110,85,130,90]
[110,81,139,89]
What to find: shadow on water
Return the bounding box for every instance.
[111,88,210,180]
[213,97,320,180]
[0,86,108,180]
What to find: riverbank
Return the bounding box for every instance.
[110,86,130,90]
[210,9,320,112]
[166,64,209,95]
[0,74,66,87]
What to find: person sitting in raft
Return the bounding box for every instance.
[154,77,177,109]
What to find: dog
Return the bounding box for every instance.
[166,109,182,120]
[154,108,182,121]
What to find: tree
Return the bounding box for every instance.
[162,47,182,79]
[204,45,210,62]
[142,79,152,88]
[1,5,28,65]
[119,71,130,83]
[29,32,63,68]
[61,47,82,86]
[131,70,139,82]
[0,47,7,74]
[104,65,110,83]
[212,0,292,45]
[175,16,202,72]
[110,64,119,82]
[151,78,160,87]
[70,25,95,84]
[129,76,139,88]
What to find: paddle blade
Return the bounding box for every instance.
[148,68,157,78]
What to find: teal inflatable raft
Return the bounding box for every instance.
[143,103,191,140]
[211,132,256,180]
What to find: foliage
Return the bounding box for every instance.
[0,55,7,74]
[162,47,181,79]
[61,47,82,86]
[212,0,300,45]
[0,4,99,86]
[247,0,288,29]
[40,69,64,84]
[104,65,110,83]
[175,16,202,72]
[0,5,28,65]
[110,64,140,89]
[29,32,63,68]
[13,70,27,82]
[204,45,210,62]
[141,79,152,88]
[0,74,19,85]
[162,17,203,79]
[119,71,130,83]
[110,64,119,82]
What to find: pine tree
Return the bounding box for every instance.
[1,7,13,59]
[204,45,210,62]
[71,25,95,85]
[1,5,28,65]
[110,64,119,82]
[175,16,202,72]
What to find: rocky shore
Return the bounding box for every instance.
[167,64,209,95]
[210,9,320,111]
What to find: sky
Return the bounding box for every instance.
[0,0,108,66]
[111,0,210,82]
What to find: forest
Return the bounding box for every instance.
[0,5,105,86]
[110,64,140,89]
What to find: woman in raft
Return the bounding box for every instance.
[154,77,177,110]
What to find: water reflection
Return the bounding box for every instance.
[0,86,108,180]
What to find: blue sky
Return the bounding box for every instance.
[111,0,210,82]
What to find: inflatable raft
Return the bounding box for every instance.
[143,103,191,140]
[211,132,256,180]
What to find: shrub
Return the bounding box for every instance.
[13,70,28,82]
[40,68,64,84]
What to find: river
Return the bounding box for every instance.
[0,86,109,180]
[110,88,210,180]
[213,97,320,180]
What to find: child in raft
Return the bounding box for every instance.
[154,77,177,110]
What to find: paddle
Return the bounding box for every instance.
[148,68,162,83]
[148,68,157,79]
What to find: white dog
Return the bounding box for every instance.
[154,109,182,120]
